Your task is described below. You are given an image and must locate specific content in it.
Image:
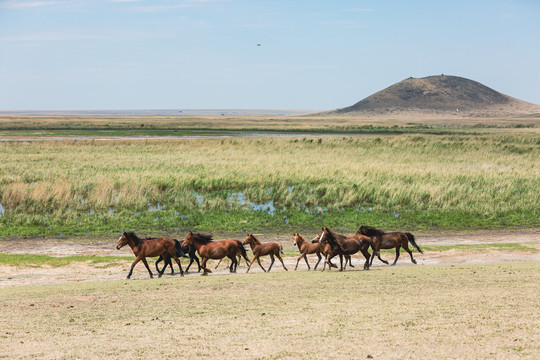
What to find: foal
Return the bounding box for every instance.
[243,234,288,273]
[293,233,322,270]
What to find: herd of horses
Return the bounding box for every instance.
[115,226,424,279]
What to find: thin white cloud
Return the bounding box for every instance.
[129,0,232,12]
[0,0,82,9]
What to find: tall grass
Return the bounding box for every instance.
[0,133,538,236]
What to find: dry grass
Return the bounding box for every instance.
[0,261,538,359]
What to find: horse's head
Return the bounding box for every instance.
[243,233,255,246]
[318,227,328,244]
[116,232,130,250]
[292,233,301,246]
[182,231,194,247]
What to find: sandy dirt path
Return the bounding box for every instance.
[1,230,539,288]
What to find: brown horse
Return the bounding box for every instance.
[116,231,184,279]
[182,232,250,275]
[292,233,323,270]
[312,232,352,271]
[319,227,373,271]
[357,226,423,266]
[243,234,288,273]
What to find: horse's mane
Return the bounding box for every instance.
[248,234,261,245]
[123,231,145,246]
[190,233,213,244]
[324,227,346,242]
[358,226,385,237]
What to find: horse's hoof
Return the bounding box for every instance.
[180,272,184,277]
[412,260,417,264]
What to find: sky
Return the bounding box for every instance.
[0,0,539,110]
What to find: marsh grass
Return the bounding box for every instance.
[0,261,538,359]
[1,132,539,236]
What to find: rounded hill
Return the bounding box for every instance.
[328,75,540,117]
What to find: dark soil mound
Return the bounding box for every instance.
[328,75,540,117]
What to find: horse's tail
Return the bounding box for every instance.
[174,239,188,258]
[237,241,251,265]
[406,233,423,254]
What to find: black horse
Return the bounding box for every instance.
[155,239,201,274]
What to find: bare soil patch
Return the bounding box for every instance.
[1,230,538,288]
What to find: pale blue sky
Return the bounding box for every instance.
[1,0,539,110]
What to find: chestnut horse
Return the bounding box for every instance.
[319,227,373,270]
[116,231,184,279]
[293,233,322,270]
[214,240,248,270]
[182,232,250,275]
[357,226,423,266]
[243,234,288,273]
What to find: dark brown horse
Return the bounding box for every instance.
[293,233,323,270]
[243,234,288,273]
[155,239,200,274]
[312,232,352,271]
[319,227,373,271]
[116,231,184,279]
[182,232,250,275]
[357,226,423,266]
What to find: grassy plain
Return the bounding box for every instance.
[1,122,539,236]
[0,261,538,359]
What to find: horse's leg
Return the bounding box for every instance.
[339,254,344,271]
[360,248,371,270]
[214,258,223,269]
[155,256,163,274]
[246,255,256,273]
[276,253,288,271]
[348,255,355,267]
[256,257,266,272]
[185,256,194,272]
[313,252,322,270]
[377,251,389,265]
[303,253,311,270]
[403,244,417,264]
[201,257,212,275]
[267,254,275,272]
[126,257,142,279]
[295,254,303,271]
[194,255,202,272]
[140,257,154,278]
[392,246,401,266]
[171,254,184,277]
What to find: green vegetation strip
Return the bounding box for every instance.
[1,131,538,236]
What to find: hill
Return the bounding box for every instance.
[327,75,540,117]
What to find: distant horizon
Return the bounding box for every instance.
[0,108,320,116]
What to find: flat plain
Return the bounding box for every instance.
[1,114,539,359]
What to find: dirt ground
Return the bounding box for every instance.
[1,230,539,288]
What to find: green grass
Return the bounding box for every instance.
[0,253,133,267]
[1,131,539,237]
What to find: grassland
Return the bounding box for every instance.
[0,261,538,359]
[1,126,539,236]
